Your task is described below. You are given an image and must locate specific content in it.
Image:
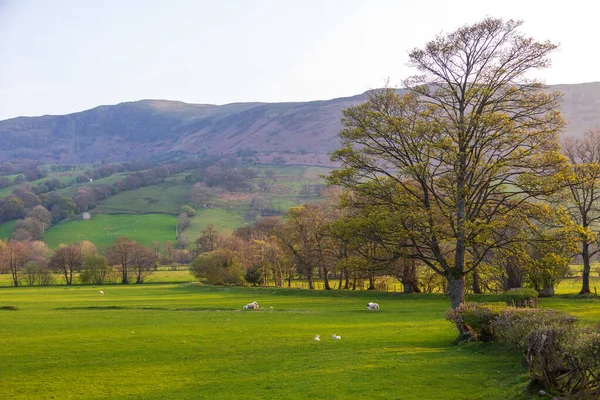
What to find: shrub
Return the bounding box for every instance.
[525,327,573,393]
[448,302,600,397]
[445,302,504,342]
[494,308,577,352]
[190,249,245,286]
[502,288,538,308]
[244,265,262,286]
[79,254,109,285]
[180,205,196,217]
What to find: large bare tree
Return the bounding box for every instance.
[562,127,600,294]
[0,239,29,287]
[49,243,84,285]
[105,237,136,284]
[329,18,566,309]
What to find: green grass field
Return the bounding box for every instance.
[0,219,16,240]
[43,214,177,249]
[92,180,192,214]
[0,284,533,400]
[183,208,247,244]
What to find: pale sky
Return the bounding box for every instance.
[1,0,599,120]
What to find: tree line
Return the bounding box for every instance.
[0,237,192,287]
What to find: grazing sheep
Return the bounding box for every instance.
[98,291,104,296]
[243,301,259,310]
[367,302,380,311]
[314,335,320,341]
[332,334,341,340]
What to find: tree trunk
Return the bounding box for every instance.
[539,286,555,297]
[447,274,465,309]
[337,271,343,290]
[10,268,19,287]
[401,261,421,294]
[447,273,469,338]
[122,265,128,284]
[323,267,331,290]
[367,274,375,290]
[504,260,523,291]
[472,272,482,294]
[307,266,314,290]
[344,268,350,289]
[580,241,591,295]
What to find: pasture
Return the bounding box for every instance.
[43,214,177,249]
[0,219,16,240]
[91,179,191,214]
[182,208,247,243]
[0,284,534,400]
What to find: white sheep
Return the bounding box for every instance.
[243,301,259,310]
[98,291,104,296]
[332,334,341,340]
[314,335,320,341]
[367,302,380,311]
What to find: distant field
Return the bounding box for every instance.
[0,220,16,240]
[43,213,177,249]
[0,268,193,287]
[0,284,531,400]
[183,208,247,244]
[92,180,191,214]
[59,173,130,197]
[0,168,87,198]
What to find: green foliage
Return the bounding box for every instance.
[190,249,245,285]
[446,302,505,342]
[503,288,539,307]
[180,205,195,217]
[79,254,110,285]
[494,308,578,351]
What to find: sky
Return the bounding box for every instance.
[1,0,599,120]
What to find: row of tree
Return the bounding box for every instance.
[0,237,193,287]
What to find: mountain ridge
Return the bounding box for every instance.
[1,83,599,166]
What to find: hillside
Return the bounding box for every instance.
[1,83,599,166]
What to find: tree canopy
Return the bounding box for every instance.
[329,18,567,308]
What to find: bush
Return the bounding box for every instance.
[525,327,573,394]
[79,254,109,285]
[494,308,578,351]
[502,288,538,308]
[180,205,196,217]
[448,302,600,397]
[190,249,245,286]
[524,326,600,397]
[446,302,504,342]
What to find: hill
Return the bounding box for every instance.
[3,82,599,166]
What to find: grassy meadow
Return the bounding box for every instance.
[0,284,534,400]
[91,179,191,214]
[43,214,177,249]
[0,219,17,240]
